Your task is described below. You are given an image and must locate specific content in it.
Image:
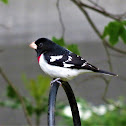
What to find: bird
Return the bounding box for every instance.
[29,38,117,84]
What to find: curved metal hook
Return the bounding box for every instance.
[48,80,81,126]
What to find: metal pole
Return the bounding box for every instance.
[48,80,81,126]
[62,81,81,126]
[48,82,59,126]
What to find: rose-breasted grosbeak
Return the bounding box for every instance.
[29,38,117,83]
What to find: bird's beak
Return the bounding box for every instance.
[29,42,37,49]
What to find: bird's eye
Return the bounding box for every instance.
[38,43,43,47]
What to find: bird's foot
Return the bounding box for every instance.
[50,78,62,86]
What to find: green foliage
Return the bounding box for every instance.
[83,108,126,126]
[66,44,80,56]
[0,74,64,125]
[52,36,80,55]
[103,21,126,46]
[6,85,18,99]
[52,37,65,47]
[59,97,126,126]
[0,85,21,109]
[0,100,21,109]
[0,0,8,4]
[0,74,51,116]
[22,74,50,107]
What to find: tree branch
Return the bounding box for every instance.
[79,1,126,20]
[87,0,104,11]
[0,24,10,29]
[56,0,65,38]
[70,0,120,104]
[0,67,32,126]
[70,0,126,55]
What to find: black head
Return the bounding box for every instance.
[30,38,55,57]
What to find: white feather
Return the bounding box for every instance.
[82,62,87,67]
[65,56,72,62]
[63,62,74,68]
[50,55,63,62]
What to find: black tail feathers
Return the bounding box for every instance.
[97,69,118,76]
[83,62,118,76]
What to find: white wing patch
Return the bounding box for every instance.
[63,62,74,68]
[50,55,63,62]
[81,58,84,60]
[65,56,72,62]
[82,62,87,67]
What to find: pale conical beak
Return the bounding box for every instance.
[29,42,37,49]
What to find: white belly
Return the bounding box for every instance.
[39,54,90,80]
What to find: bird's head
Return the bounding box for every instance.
[29,38,55,57]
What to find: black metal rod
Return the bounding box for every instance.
[48,82,60,126]
[48,81,81,126]
[62,81,81,126]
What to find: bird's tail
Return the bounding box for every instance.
[83,62,118,76]
[96,69,118,76]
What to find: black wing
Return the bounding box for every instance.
[44,52,99,72]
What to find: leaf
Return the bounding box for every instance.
[0,100,21,109]
[120,26,126,44]
[122,20,126,26]
[52,36,65,46]
[36,75,50,97]
[29,80,38,99]
[108,22,121,45]
[22,74,51,106]
[26,104,34,116]
[1,0,8,4]
[6,85,18,100]
[23,98,35,116]
[67,44,80,55]
[52,36,80,55]
[103,21,125,46]
[22,74,29,86]
[103,20,126,46]
[103,25,109,38]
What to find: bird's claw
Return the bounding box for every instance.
[50,78,62,86]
